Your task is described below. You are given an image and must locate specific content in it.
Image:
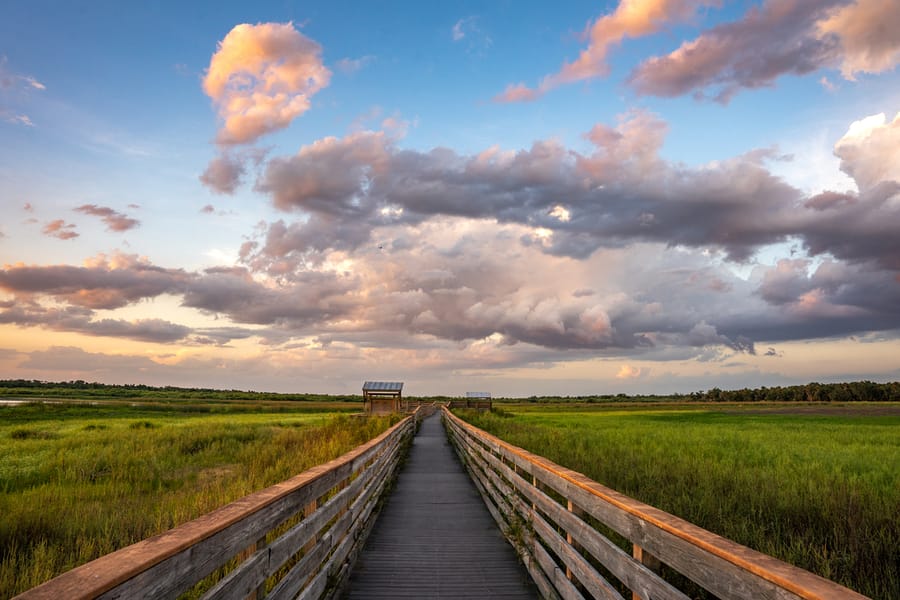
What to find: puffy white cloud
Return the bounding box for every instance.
[833,112,900,192]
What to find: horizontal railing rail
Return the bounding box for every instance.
[443,407,868,600]
[16,413,417,600]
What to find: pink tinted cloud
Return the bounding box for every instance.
[818,0,900,79]
[493,83,543,103]
[203,22,331,145]
[556,0,714,84]
[630,0,840,102]
[630,0,900,102]
[42,220,78,240]
[616,364,644,379]
[494,0,717,102]
[74,204,140,232]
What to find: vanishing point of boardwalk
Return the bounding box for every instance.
[343,413,537,599]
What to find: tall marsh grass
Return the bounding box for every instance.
[459,405,900,600]
[0,402,395,597]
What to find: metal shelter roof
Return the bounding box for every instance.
[466,391,491,398]
[363,381,404,392]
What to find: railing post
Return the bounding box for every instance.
[251,534,267,599]
[302,498,320,554]
[566,500,585,586]
[632,544,662,600]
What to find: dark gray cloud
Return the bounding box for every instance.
[0,302,191,343]
[250,108,900,276]
[251,118,806,264]
[0,253,190,309]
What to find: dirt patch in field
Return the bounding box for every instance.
[722,404,900,417]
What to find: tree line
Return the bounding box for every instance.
[1,379,898,403]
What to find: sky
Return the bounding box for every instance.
[1,0,899,397]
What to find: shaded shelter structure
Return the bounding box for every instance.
[448,392,492,410]
[363,381,403,415]
[466,391,492,410]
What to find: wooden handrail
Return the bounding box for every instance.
[16,415,416,600]
[443,407,869,600]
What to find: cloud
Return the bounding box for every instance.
[495,0,718,102]
[832,112,900,192]
[253,106,900,275]
[42,220,79,240]
[5,108,900,364]
[200,153,247,194]
[74,204,140,232]
[493,83,543,103]
[0,252,190,309]
[0,56,46,91]
[1,56,45,127]
[452,19,468,41]
[629,0,841,102]
[616,364,644,379]
[253,110,803,262]
[335,55,375,74]
[21,76,45,91]
[817,0,900,79]
[451,16,492,54]
[629,0,900,102]
[203,22,331,145]
[256,130,391,216]
[793,113,900,271]
[0,300,192,343]
[18,346,162,373]
[2,113,34,126]
[751,258,900,338]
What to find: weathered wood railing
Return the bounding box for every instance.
[443,407,868,600]
[16,414,416,600]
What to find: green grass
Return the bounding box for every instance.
[457,404,900,600]
[0,401,396,598]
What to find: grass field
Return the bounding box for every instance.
[457,403,900,600]
[0,400,392,598]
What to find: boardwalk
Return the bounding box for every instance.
[343,413,537,599]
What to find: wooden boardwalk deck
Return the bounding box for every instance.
[342,413,537,599]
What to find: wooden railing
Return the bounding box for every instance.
[16,414,416,600]
[443,407,868,600]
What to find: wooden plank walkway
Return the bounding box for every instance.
[342,413,537,599]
